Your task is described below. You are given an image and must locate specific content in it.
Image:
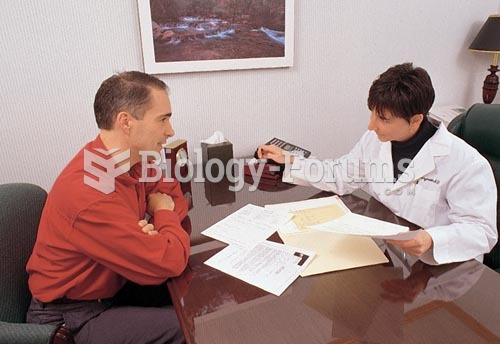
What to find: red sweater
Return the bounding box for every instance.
[27,136,190,302]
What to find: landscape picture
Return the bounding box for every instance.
[138,0,293,73]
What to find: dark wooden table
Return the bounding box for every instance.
[170,181,500,344]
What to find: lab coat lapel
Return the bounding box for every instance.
[390,145,435,191]
[390,123,451,192]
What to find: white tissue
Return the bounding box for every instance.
[201,131,227,144]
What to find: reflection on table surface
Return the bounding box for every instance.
[171,182,500,344]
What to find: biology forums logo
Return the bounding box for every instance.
[84,148,130,194]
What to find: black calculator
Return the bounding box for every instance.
[265,138,311,158]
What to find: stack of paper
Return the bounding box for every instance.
[265,196,410,276]
[201,204,315,296]
[265,195,411,239]
[201,196,413,292]
[265,196,350,234]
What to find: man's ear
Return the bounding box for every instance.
[116,111,132,133]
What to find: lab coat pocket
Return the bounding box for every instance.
[410,182,440,226]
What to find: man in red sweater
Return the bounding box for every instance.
[26,71,190,344]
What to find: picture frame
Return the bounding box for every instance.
[137,0,294,74]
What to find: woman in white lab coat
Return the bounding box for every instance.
[258,63,497,265]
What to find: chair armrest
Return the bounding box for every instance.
[0,321,57,344]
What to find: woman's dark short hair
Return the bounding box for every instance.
[94,71,168,130]
[367,63,435,122]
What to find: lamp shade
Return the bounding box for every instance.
[469,14,500,53]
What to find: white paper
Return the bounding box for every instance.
[265,196,351,234]
[204,241,315,296]
[310,212,409,238]
[266,196,413,241]
[201,204,292,248]
[374,229,422,240]
[265,195,350,213]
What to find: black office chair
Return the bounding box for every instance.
[448,104,500,271]
[0,183,72,343]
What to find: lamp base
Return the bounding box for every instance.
[483,65,499,104]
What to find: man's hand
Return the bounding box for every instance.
[386,230,433,257]
[138,219,158,236]
[257,144,293,164]
[147,192,175,215]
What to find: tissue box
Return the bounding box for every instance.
[201,141,234,167]
[204,177,236,206]
[201,141,235,205]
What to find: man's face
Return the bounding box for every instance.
[367,110,422,142]
[128,88,174,154]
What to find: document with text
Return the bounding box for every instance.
[265,195,411,239]
[204,240,315,296]
[201,204,292,248]
[265,196,351,234]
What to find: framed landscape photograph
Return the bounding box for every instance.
[137,0,294,74]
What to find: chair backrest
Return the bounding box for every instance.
[448,104,500,269]
[0,183,47,323]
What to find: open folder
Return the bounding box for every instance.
[266,196,391,276]
[279,230,388,277]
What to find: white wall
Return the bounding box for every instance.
[0,0,498,190]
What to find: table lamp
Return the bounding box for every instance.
[469,14,500,104]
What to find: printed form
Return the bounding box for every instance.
[201,204,292,248]
[205,240,315,296]
[201,203,315,296]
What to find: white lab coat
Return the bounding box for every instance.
[284,124,497,265]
